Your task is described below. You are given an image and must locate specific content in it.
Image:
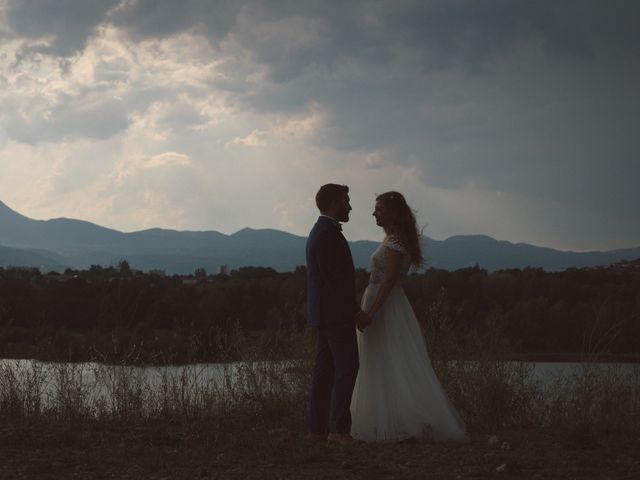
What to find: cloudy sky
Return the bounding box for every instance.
[0,0,638,251]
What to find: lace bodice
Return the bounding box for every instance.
[368,236,412,285]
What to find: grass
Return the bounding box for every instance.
[2,313,639,429]
[1,314,640,478]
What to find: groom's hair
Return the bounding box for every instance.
[316,184,349,212]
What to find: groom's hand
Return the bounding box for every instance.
[356,311,372,332]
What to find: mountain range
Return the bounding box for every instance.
[1,200,639,273]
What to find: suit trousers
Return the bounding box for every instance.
[308,322,359,434]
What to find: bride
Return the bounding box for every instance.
[351,191,467,442]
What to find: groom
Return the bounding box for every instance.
[306,184,371,444]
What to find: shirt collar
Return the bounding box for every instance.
[320,214,342,231]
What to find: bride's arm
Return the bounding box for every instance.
[365,248,403,320]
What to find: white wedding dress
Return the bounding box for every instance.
[350,237,467,442]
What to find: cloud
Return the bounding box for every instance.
[0,85,130,144]
[228,129,267,147]
[108,0,241,44]
[143,151,191,169]
[0,0,638,250]
[3,0,120,57]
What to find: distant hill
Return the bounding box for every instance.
[0,245,65,271]
[1,200,639,273]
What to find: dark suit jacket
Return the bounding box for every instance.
[306,216,361,327]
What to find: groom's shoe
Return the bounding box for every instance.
[327,433,355,445]
[306,432,328,442]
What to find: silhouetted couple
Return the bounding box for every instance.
[306,184,467,444]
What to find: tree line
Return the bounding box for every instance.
[0,262,638,363]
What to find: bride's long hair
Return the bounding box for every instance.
[377,191,423,267]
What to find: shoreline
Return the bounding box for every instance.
[507,352,640,364]
[2,351,640,366]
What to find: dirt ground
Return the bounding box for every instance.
[1,418,639,480]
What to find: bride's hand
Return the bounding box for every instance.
[356,311,372,331]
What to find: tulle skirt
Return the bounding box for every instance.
[350,285,467,442]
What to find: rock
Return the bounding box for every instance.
[488,435,499,446]
[496,464,508,473]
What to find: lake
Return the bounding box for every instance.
[1,358,638,409]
